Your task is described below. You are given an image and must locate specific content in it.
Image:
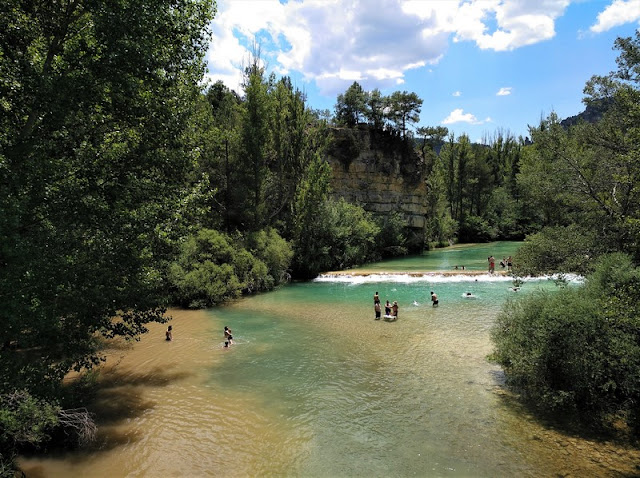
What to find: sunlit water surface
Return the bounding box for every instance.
[20,244,640,477]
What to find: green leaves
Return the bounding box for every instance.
[492,253,640,430]
[0,0,215,396]
[168,228,292,308]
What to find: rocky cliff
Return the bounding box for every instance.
[325,126,428,241]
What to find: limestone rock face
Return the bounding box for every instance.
[325,126,429,237]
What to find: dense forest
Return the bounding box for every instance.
[1,0,639,472]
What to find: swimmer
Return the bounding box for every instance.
[463,292,476,299]
[511,287,521,292]
[430,291,439,307]
[223,341,229,348]
[165,325,173,341]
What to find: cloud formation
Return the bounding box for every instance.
[453,91,462,97]
[206,0,638,97]
[442,108,491,125]
[497,87,512,96]
[590,0,640,33]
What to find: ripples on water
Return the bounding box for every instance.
[19,274,640,477]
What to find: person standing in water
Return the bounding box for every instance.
[165,325,173,341]
[374,291,380,305]
[431,291,439,307]
[374,301,381,320]
[391,301,398,319]
[224,326,233,345]
[384,300,391,316]
[488,256,495,274]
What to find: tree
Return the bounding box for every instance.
[387,91,423,139]
[492,34,640,438]
[291,149,333,278]
[0,0,216,396]
[516,32,640,263]
[239,50,272,231]
[416,126,448,169]
[335,81,368,127]
[266,77,312,231]
[365,88,387,130]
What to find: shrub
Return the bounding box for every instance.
[0,390,60,475]
[167,228,280,308]
[248,228,293,284]
[458,215,497,242]
[291,198,380,278]
[491,253,640,432]
[512,224,606,276]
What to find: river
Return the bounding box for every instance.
[19,242,640,477]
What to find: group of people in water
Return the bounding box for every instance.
[373,288,483,317]
[489,255,513,273]
[374,252,514,317]
[373,292,398,320]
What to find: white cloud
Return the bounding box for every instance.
[442,108,491,125]
[453,91,462,97]
[404,0,570,51]
[206,0,573,97]
[590,0,640,33]
[497,87,512,96]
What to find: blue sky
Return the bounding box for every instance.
[205,0,640,142]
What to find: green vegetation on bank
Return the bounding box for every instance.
[493,254,640,433]
[491,32,640,436]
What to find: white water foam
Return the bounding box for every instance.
[313,273,584,284]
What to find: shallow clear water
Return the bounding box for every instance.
[350,241,521,272]
[19,244,640,477]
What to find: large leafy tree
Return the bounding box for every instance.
[0,0,215,394]
[493,34,640,436]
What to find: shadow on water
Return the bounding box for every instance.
[88,365,192,425]
[36,366,192,458]
[19,426,146,478]
[494,384,640,477]
[97,364,192,389]
[90,386,157,426]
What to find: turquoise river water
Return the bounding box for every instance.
[19,242,640,477]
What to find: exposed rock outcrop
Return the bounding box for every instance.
[325,126,429,242]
